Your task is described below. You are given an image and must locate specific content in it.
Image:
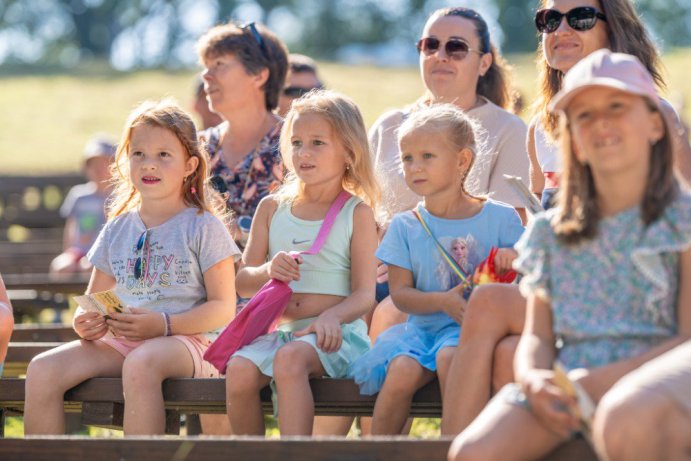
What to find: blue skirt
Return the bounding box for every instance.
[349,313,460,395]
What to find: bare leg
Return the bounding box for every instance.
[361,296,409,435]
[24,340,124,434]
[200,414,233,435]
[595,389,691,461]
[492,335,520,393]
[442,284,525,435]
[121,337,196,435]
[273,342,326,436]
[226,356,271,435]
[371,355,435,435]
[312,416,354,436]
[448,391,566,461]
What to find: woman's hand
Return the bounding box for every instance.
[294,310,343,353]
[494,248,518,275]
[107,307,166,341]
[520,368,580,438]
[73,311,109,341]
[267,251,302,283]
[443,283,467,325]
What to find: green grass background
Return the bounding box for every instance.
[2,48,690,175]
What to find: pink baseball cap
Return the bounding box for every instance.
[550,48,660,113]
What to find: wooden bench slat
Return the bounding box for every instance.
[10,325,78,342]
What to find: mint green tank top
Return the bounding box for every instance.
[268,196,361,296]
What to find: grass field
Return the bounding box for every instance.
[2,48,689,175]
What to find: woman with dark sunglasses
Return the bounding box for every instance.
[442,0,691,443]
[196,22,289,248]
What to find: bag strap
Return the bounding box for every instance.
[411,206,470,284]
[299,190,353,256]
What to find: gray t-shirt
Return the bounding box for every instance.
[60,182,109,254]
[88,208,240,336]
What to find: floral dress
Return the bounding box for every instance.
[514,192,691,370]
[200,121,284,223]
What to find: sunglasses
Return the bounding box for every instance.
[535,7,606,34]
[134,230,150,280]
[416,37,483,61]
[241,22,269,59]
[283,86,322,98]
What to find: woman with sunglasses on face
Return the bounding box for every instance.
[441,0,691,439]
[366,8,529,415]
[196,21,289,247]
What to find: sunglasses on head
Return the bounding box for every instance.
[416,37,483,61]
[283,86,322,98]
[535,7,606,34]
[240,22,269,59]
[134,230,149,280]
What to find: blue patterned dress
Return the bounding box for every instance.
[514,192,691,370]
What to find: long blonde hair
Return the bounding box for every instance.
[276,90,380,214]
[533,0,665,141]
[108,99,228,224]
[553,99,678,243]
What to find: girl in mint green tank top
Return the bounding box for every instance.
[227,90,381,436]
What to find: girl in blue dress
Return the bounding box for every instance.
[450,50,691,461]
[350,104,524,434]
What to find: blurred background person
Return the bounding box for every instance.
[277,53,323,117]
[50,135,115,275]
[192,76,223,130]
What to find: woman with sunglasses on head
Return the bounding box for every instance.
[441,0,691,438]
[196,21,289,247]
[24,100,241,435]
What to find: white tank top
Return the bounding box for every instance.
[534,120,560,173]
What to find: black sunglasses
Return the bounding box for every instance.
[134,230,149,280]
[283,86,322,98]
[535,7,606,34]
[240,22,269,59]
[416,37,483,61]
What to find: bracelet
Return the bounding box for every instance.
[164,312,173,336]
[161,312,168,337]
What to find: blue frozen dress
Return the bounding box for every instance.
[350,200,524,395]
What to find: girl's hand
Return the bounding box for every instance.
[443,283,467,325]
[294,310,342,353]
[493,248,518,275]
[376,262,389,284]
[520,369,580,438]
[268,251,302,283]
[73,311,109,341]
[107,307,165,341]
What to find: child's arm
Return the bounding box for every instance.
[235,196,299,297]
[494,248,519,275]
[73,267,116,340]
[294,203,378,353]
[0,275,13,364]
[387,265,467,324]
[62,217,78,251]
[109,258,236,341]
[514,293,579,438]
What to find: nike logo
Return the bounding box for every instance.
[292,238,311,245]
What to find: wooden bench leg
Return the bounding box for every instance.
[1,407,5,438]
[165,410,180,435]
[81,402,124,429]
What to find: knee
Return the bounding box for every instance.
[594,389,660,460]
[225,358,262,399]
[463,286,505,331]
[273,344,310,383]
[26,352,64,394]
[448,432,494,461]
[122,349,161,388]
[382,356,422,396]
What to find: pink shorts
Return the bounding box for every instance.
[100,334,219,378]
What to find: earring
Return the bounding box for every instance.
[345,164,350,171]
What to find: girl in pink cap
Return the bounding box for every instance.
[448,49,691,461]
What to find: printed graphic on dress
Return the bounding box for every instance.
[435,234,482,292]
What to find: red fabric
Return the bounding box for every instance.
[204,279,293,373]
[471,247,518,286]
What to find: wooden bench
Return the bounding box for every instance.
[10,324,78,342]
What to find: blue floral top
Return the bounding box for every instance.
[200,121,284,221]
[514,192,691,370]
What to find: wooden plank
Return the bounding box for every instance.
[3,273,89,293]
[10,324,78,342]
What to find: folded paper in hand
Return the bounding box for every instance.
[553,361,596,442]
[74,290,129,319]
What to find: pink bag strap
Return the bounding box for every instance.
[299,190,352,256]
